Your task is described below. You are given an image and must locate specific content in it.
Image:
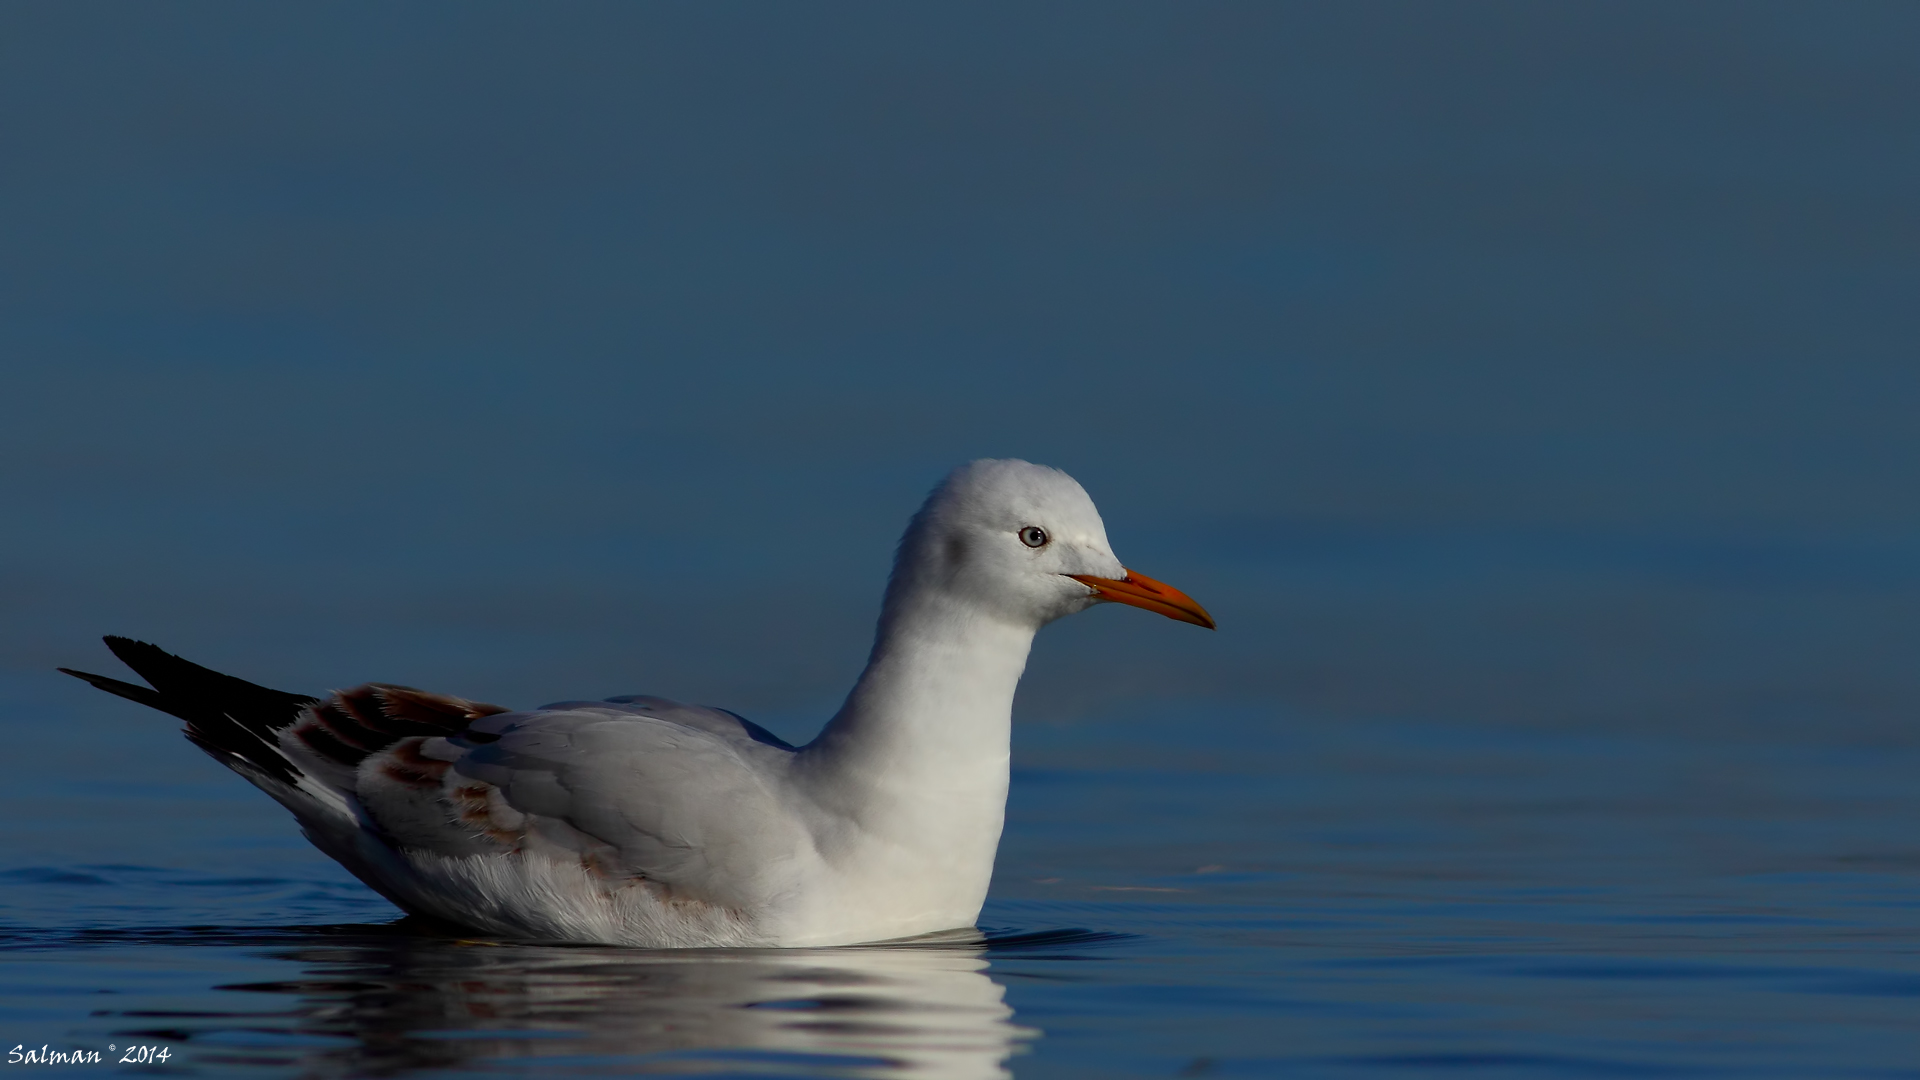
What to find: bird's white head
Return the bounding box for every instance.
[883,459,1215,632]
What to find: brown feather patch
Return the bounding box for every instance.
[291,708,378,766]
[448,782,522,845]
[370,685,510,727]
[451,784,494,826]
[287,684,509,769]
[580,847,628,882]
[378,737,450,789]
[302,699,391,752]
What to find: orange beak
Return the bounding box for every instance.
[1065,568,1216,629]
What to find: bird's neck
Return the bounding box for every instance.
[800,590,1034,832]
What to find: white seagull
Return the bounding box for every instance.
[63,459,1214,948]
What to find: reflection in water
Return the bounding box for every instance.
[193,924,1036,1078]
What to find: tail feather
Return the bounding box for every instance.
[61,636,317,786]
[55,667,166,713]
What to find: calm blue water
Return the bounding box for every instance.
[8,683,1920,1076]
[4,3,1920,1076]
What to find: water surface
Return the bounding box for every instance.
[7,680,1920,1076]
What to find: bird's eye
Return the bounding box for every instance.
[1019,526,1049,548]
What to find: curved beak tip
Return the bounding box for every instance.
[1066,568,1216,630]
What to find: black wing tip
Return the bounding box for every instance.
[58,664,120,684]
[67,636,311,786]
[91,635,316,704]
[57,665,168,710]
[102,635,175,669]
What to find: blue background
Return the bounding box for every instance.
[3,4,1919,1077]
[5,1,1916,732]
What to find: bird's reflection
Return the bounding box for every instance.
[208,923,1037,1078]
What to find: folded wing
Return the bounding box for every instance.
[64,638,807,916]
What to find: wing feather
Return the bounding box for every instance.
[439,709,804,904]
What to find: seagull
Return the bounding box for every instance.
[62,459,1214,948]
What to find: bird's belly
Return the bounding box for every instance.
[354,843,766,948]
[764,839,997,947]
[324,802,995,948]
[366,846,978,948]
